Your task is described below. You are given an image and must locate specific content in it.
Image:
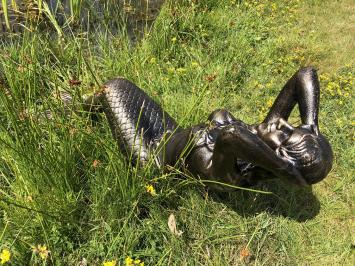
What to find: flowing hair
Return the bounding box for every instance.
[277,133,333,184]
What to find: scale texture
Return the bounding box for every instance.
[101,78,178,163]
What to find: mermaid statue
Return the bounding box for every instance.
[87,67,333,189]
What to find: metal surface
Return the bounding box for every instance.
[99,78,177,164]
[95,67,333,188]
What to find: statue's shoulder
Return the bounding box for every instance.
[189,123,218,151]
[208,108,239,127]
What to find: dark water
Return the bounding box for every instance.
[0,0,165,42]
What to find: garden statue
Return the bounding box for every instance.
[87,67,333,189]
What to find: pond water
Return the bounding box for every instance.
[0,0,165,42]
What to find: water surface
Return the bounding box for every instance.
[0,0,166,42]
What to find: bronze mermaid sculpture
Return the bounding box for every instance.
[87,66,333,189]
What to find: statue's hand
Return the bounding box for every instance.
[275,118,294,131]
[298,124,319,135]
[255,118,294,150]
[257,118,293,135]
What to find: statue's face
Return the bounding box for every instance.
[256,119,312,151]
[256,120,332,185]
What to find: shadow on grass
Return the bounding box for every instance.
[209,180,320,222]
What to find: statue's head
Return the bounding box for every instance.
[278,129,333,184]
[257,119,333,185]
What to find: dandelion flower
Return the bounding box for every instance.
[171,37,177,43]
[103,260,117,266]
[0,249,11,264]
[145,184,157,196]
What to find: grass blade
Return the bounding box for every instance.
[1,0,11,30]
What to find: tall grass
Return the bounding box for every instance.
[0,0,354,265]
[0,0,127,34]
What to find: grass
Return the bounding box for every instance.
[0,0,354,265]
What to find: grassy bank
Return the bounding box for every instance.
[0,0,354,265]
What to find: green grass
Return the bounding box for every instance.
[0,0,354,265]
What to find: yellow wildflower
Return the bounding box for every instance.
[103,260,117,266]
[134,259,140,264]
[171,37,177,43]
[125,256,134,266]
[124,256,144,266]
[134,259,144,266]
[125,257,144,266]
[266,99,273,108]
[149,57,156,64]
[335,119,343,126]
[0,249,11,264]
[38,245,49,260]
[32,244,49,260]
[145,184,157,196]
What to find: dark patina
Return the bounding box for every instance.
[91,67,333,189]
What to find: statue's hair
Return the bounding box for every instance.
[278,133,333,184]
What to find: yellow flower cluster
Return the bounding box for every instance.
[32,244,49,260]
[320,69,354,105]
[103,260,117,266]
[0,245,52,264]
[102,256,144,266]
[272,48,307,72]
[257,97,274,121]
[0,249,10,264]
[266,99,274,108]
[164,60,200,78]
[125,256,144,266]
[166,66,187,76]
[243,0,299,21]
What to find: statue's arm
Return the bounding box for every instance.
[263,67,320,134]
[210,122,307,186]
